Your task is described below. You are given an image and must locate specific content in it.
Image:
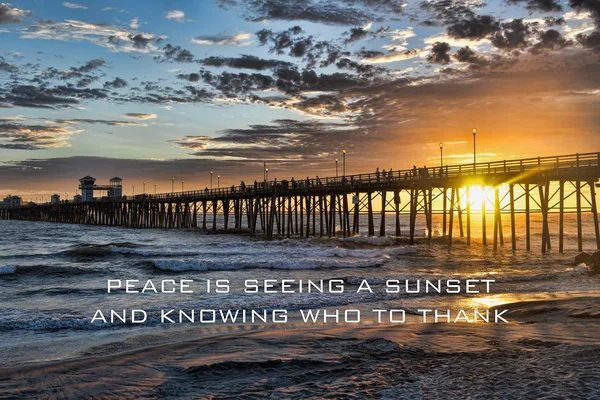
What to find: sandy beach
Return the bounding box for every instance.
[1,294,598,399]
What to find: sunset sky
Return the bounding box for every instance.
[0,0,599,199]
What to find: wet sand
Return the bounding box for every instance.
[1,296,599,399]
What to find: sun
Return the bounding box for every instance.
[460,186,495,212]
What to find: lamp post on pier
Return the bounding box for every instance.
[143,181,146,194]
[154,184,156,194]
[263,162,267,182]
[217,175,220,189]
[473,128,477,169]
[171,177,174,193]
[342,149,346,176]
[181,181,184,192]
[210,171,213,189]
[335,158,339,177]
[439,142,443,167]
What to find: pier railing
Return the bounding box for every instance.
[120,152,600,202]
[14,152,600,206]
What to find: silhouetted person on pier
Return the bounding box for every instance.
[376,168,380,182]
[423,166,429,178]
[412,165,417,178]
[388,168,393,180]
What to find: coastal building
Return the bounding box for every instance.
[1,195,21,208]
[73,194,82,203]
[51,194,60,204]
[78,176,123,201]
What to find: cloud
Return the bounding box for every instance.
[427,42,452,64]
[507,0,562,13]
[52,118,147,126]
[360,49,420,64]
[447,15,501,40]
[62,2,87,9]
[0,85,107,108]
[153,44,195,62]
[20,19,161,53]
[170,118,361,162]
[0,120,77,150]
[419,0,484,26]
[200,55,293,70]
[165,10,185,23]
[0,3,31,24]
[103,77,128,89]
[219,0,409,26]
[191,33,253,46]
[129,18,139,29]
[124,113,157,120]
[490,19,536,51]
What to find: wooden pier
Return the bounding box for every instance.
[2,152,599,253]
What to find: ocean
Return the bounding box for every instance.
[1,212,598,371]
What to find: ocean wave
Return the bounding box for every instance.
[62,242,142,257]
[0,265,16,275]
[1,264,102,277]
[153,257,389,272]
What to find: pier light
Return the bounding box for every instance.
[154,184,156,194]
[335,158,339,177]
[342,149,346,176]
[171,177,174,193]
[439,142,443,167]
[210,171,213,190]
[143,181,146,194]
[265,168,269,181]
[217,175,220,189]
[181,181,184,192]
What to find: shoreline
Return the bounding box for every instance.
[2,295,599,398]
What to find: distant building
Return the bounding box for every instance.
[79,176,96,201]
[78,176,124,201]
[73,194,82,203]
[1,195,21,208]
[51,194,60,204]
[108,177,123,198]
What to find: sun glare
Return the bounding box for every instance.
[459,186,495,212]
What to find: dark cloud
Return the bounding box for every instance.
[530,29,571,54]
[200,55,293,70]
[74,58,105,72]
[103,77,128,89]
[355,49,386,59]
[344,27,369,43]
[544,16,565,26]
[0,57,18,72]
[490,19,536,51]
[153,44,196,63]
[128,33,153,49]
[507,0,562,13]
[576,31,600,51]
[427,42,452,64]
[0,3,31,24]
[220,0,381,25]
[256,27,347,68]
[447,15,500,40]
[454,46,488,67]
[177,72,201,82]
[569,0,600,26]
[171,118,361,162]
[420,0,484,26]
[0,85,107,108]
